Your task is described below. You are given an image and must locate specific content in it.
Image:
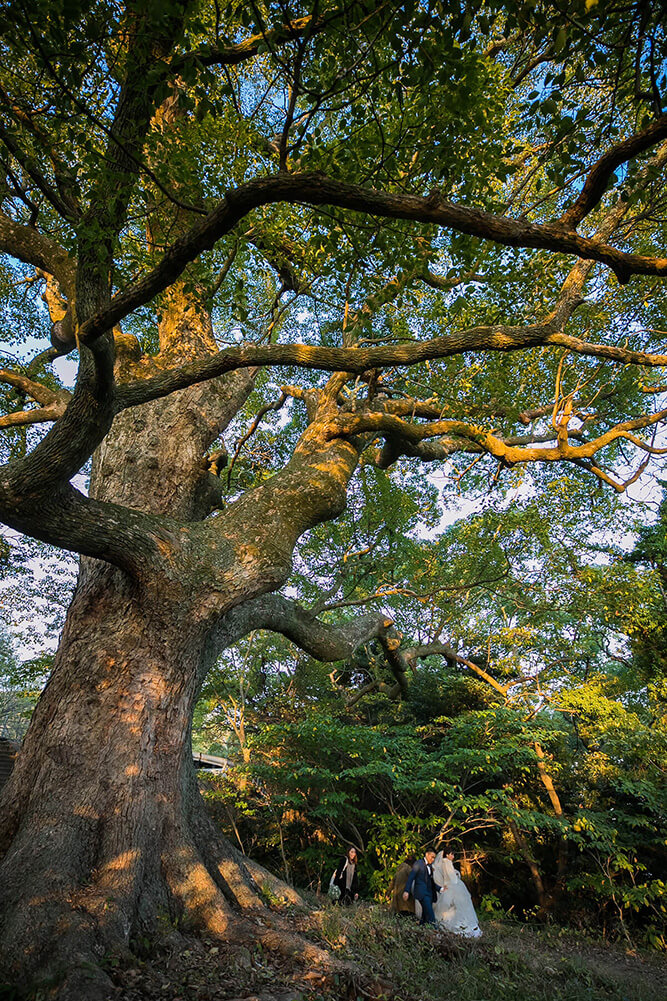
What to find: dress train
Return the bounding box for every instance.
[432,852,482,938]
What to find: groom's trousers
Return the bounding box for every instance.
[416,894,436,925]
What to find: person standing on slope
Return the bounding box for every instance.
[402,847,445,925]
[332,845,360,904]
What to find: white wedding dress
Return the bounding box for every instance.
[432,852,482,938]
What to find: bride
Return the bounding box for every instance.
[432,850,482,938]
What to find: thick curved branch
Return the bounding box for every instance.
[214,592,392,656]
[0,480,173,572]
[0,11,192,506]
[81,166,667,346]
[546,330,667,367]
[374,426,586,469]
[336,636,513,705]
[170,11,334,73]
[377,434,476,468]
[115,285,587,410]
[330,406,667,472]
[0,212,74,291]
[559,114,667,229]
[77,3,191,293]
[212,593,410,693]
[0,338,116,502]
[0,402,67,429]
[0,368,68,407]
[0,362,70,429]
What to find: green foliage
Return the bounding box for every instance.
[0,626,38,740]
[196,482,667,942]
[199,678,666,937]
[1,0,666,959]
[311,905,667,1001]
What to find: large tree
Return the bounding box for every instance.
[1,0,666,993]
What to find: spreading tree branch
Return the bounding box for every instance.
[0,212,74,291]
[170,9,335,73]
[82,160,667,347]
[0,364,70,429]
[328,405,667,488]
[0,368,67,408]
[213,592,410,693]
[0,402,68,429]
[558,113,667,229]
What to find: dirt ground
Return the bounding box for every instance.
[99,909,667,1001]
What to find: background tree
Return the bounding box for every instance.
[0,0,667,994]
[197,482,666,945]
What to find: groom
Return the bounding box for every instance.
[402,847,446,925]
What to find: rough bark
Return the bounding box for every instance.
[0,560,327,996]
[0,281,360,994]
[1,7,665,992]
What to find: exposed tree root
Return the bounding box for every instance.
[1,747,344,997]
[232,852,304,908]
[163,839,236,938]
[254,923,351,969]
[190,781,304,909]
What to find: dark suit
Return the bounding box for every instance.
[404,858,442,925]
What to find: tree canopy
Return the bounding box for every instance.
[0,0,666,994]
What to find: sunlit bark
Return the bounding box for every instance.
[0,2,666,991]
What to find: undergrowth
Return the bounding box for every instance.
[308,904,667,1001]
[6,902,664,1001]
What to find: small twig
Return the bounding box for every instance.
[226,391,288,487]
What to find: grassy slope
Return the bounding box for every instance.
[309,906,667,1001]
[98,903,667,1001]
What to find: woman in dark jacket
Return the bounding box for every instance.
[333,846,359,904]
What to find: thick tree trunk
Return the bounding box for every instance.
[0,353,301,995]
[0,266,363,993]
[0,374,360,994]
[0,559,311,996]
